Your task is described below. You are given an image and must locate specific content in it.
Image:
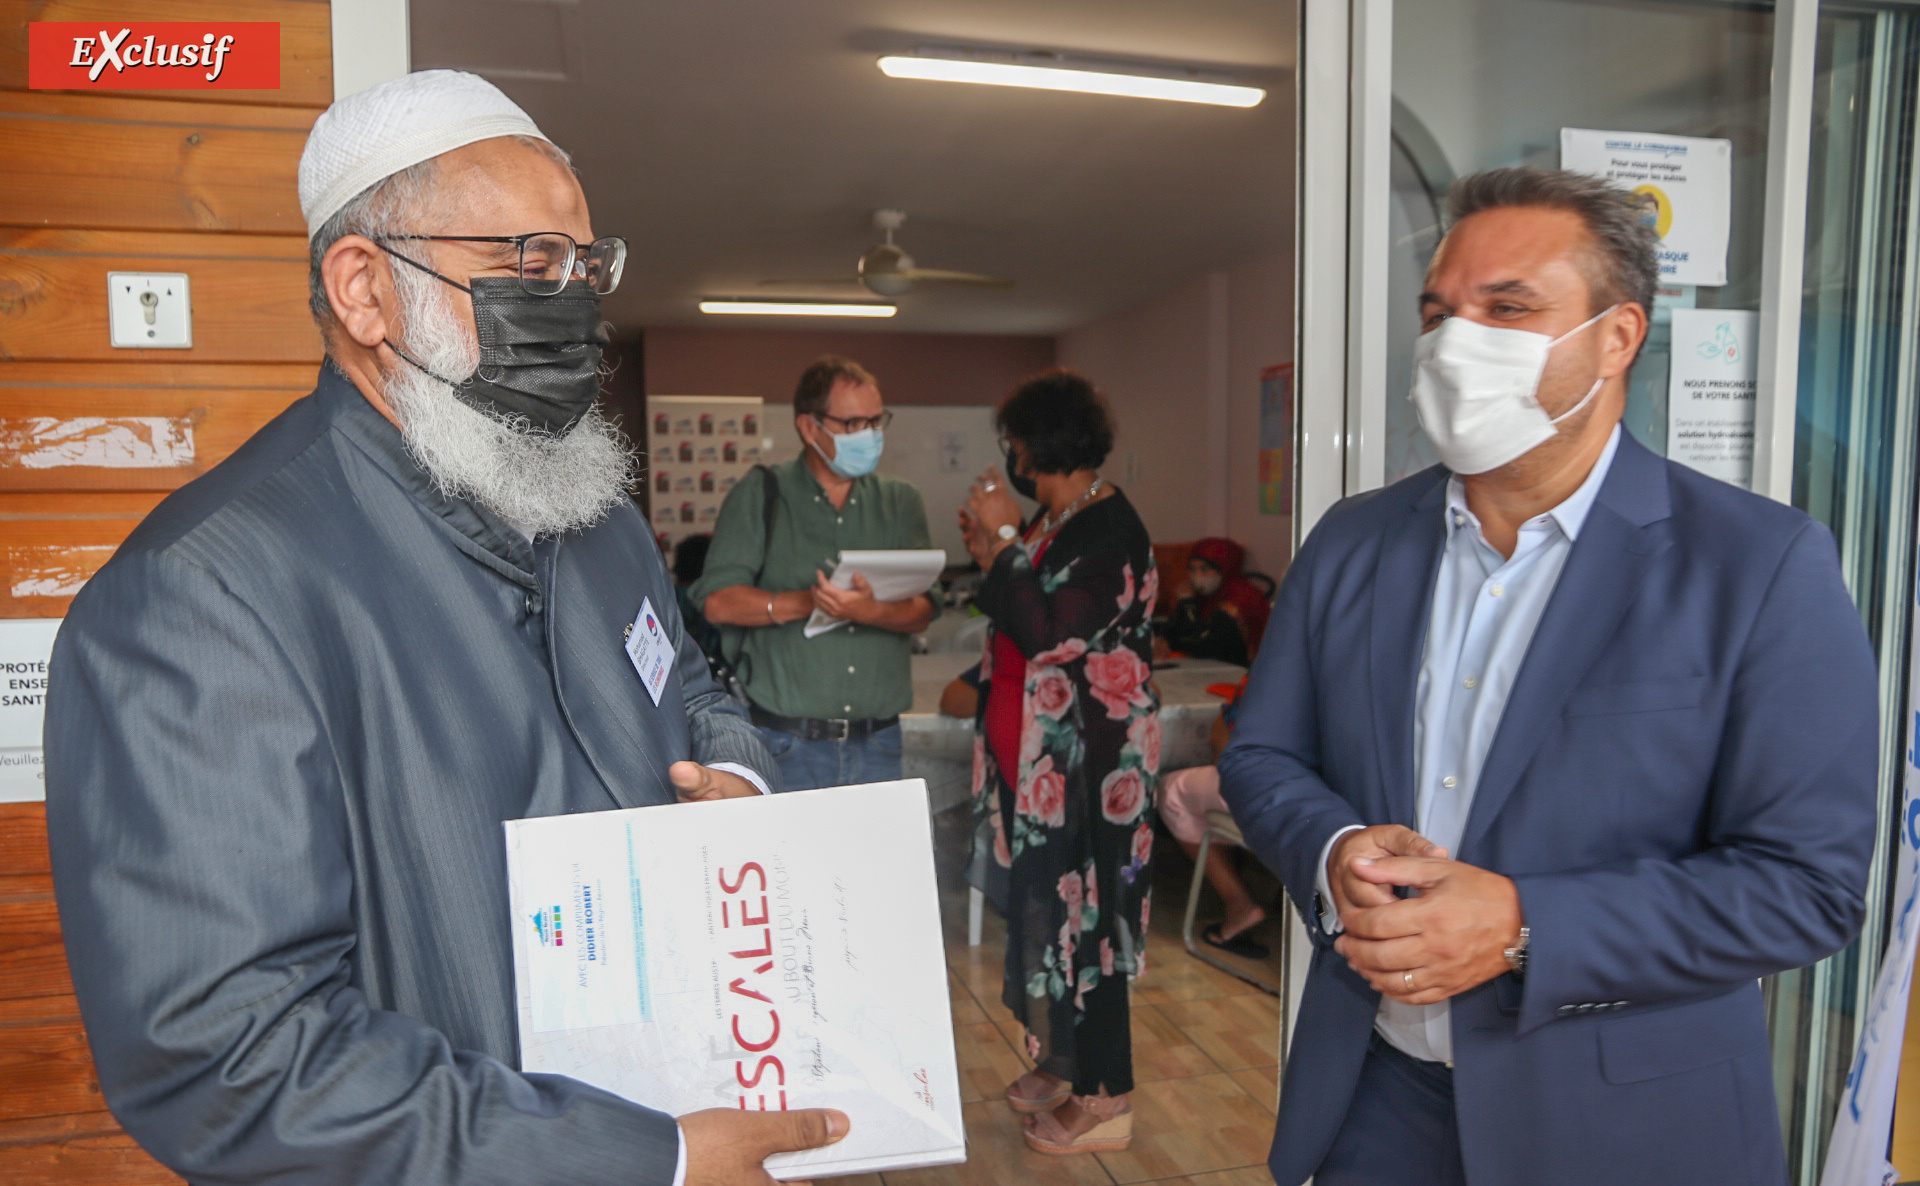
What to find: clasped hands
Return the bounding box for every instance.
[1327,824,1524,1005]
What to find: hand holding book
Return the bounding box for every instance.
[505,781,965,1178]
[680,1106,850,1186]
[669,760,762,802]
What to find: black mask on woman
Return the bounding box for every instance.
[1003,445,1040,500]
[380,247,609,436]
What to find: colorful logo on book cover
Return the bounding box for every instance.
[530,904,563,947]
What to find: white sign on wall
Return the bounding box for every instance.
[1667,309,1757,490]
[0,618,60,803]
[1561,128,1732,287]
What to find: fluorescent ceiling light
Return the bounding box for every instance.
[699,300,898,318]
[878,48,1264,109]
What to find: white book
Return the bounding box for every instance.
[804,549,948,638]
[504,779,966,1178]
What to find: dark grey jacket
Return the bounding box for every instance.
[44,363,772,1185]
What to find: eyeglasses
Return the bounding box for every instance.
[382,233,628,295]
[815,410,894,434]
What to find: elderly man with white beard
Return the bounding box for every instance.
[42,71,849,1186]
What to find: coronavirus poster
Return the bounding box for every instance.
[1561,128,1731,287]
[1667,309,1757,489]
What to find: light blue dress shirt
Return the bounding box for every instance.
[1318,426,1621,1064]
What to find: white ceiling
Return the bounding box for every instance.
[411,0,1297,335]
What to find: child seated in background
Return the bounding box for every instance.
[1157,538,1271,666]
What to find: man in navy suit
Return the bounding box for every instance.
[1219,167,1879,1186]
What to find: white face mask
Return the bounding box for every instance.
[1409,305,1616,475]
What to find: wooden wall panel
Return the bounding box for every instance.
[0,890,72,1001]
[0,230,320,363]
[0,1130,184,1186]
[0,93,314,233]
[0,517,144,616]
[0,0,332,109]
[0,1019,102,1121]
[0,2,322,1175]
[0,361,314,490]
[0,801,48,873]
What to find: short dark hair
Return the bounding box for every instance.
[793,355,877,418]
[996,369,1115,475]
[1446,167,1660,323]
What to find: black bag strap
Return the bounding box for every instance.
[720,464,782,684]
[751,464,779,586]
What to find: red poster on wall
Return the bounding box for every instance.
[1259,363,1293,516]
[27,22,280,90]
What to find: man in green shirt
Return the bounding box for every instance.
[691,356,937,790]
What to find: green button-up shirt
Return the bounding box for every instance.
[690,458,933,720]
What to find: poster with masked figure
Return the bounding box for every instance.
[1561,128,1732,288]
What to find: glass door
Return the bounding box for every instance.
[1776,5,1920,1178]
[1385,0,1775,483]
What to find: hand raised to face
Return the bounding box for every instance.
[966,468,1023,536]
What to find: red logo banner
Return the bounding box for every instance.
[27,22,280,90]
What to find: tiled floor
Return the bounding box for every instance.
[832,807,1288,1185]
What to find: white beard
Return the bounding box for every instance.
[380,265,635,538]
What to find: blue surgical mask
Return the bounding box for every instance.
[813,427,884,478]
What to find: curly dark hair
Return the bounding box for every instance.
[996,369,1115,475]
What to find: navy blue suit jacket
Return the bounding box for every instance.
[1218,431,1879,1186]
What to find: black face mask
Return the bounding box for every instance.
[381,250,609,436]
[1004,445,1039,500]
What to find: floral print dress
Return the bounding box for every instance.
[971,490,1161,1096]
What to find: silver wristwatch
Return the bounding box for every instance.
[1503,925,1530,978]
[996,523,1018,541]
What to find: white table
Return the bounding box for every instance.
[902,652,1245,814]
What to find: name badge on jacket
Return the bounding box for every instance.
[624,598,673,706]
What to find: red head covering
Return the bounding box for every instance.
[1188,537,1271,658]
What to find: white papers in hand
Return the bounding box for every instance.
[504,780,965,1178]
[803,549,947,638]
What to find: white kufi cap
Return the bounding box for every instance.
[299,69,551,238]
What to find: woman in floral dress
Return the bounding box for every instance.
[959,369,1160,1156]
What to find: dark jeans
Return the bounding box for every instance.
[1314,1033,1467,1186]
[755,723,903,792]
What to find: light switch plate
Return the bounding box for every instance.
[107,272,193,349]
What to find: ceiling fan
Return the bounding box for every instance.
[761,209,1012,297]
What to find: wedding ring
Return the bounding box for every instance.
[983,481,998,491]
[1403,970,1415,992]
